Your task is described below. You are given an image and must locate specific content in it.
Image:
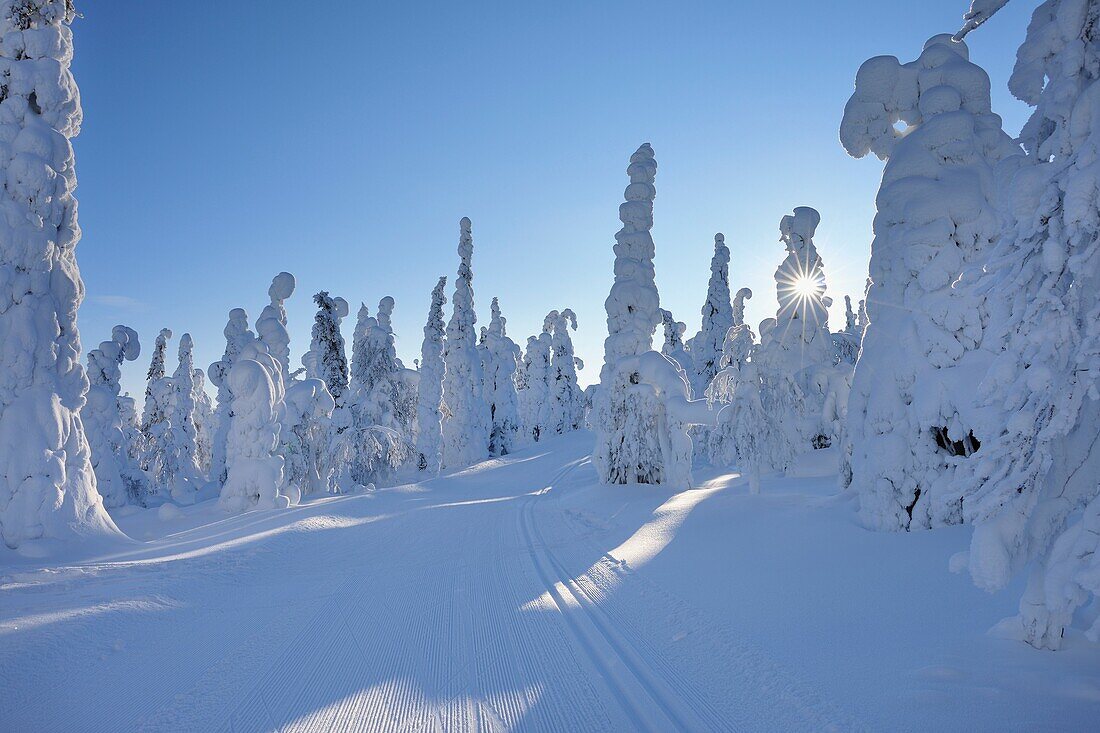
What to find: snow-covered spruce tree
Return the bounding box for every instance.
[659,310,693,378]
[0,0,117,548]
[351,296,414,439]
[305,291,350,406]
[256,272,295,383]
[139,329,173,503]
[218,340,289,512]
[544,308,585,435]
[687,233,733,395]
[708,359,769,494]
[283,377,335,496]
[208,309,254,485]
[840,33,1022,531]
[751,207,846,467]
[591,144,717,487]
[257,271,334,498]
[191,368,215,477]
[416,276,447,472]
[479,298,522,456]
[732,287,752,330]
[926,0,1100,649]
[518,331,553,443]
[831,295,863,367]
[350,301,371,391]
[302,292,368,491]
[142,328,172,426]
[345,296,408,485]
[83,326,144,508]
[162,334,204,503]
[706,297,761,467]
[442,217,490,468]
[844,295,858,333]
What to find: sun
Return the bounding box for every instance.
[792,275,821,300]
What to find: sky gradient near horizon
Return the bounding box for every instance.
[71,1,1037,397]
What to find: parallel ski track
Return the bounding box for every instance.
[519,458,720,732]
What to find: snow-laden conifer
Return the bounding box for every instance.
[0,0,122,547]
[479,298,522,456]
[591,144,717,487]
[751,208,845,467]
[831,295,863,367]
[209,310,254,485]
[345,296,409,484]
[545,308,585,435]
[416,277,447,472]
[192,368,215,477]
[660,309,693,379]
[305,292,350,406]
[518,332,553,443]
[257,272,295,383]
[83,327,144,508]
[219,340,289,512]
[840,34,1021,531]
[687,234,733,395]
[937,0,1100,648]
[163,334,204,504]
[442,218,490,467]
[143,328,172,426]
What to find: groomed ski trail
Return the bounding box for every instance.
[1,431,859,732]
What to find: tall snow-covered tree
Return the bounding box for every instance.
[145,330,168,390]
[163,334,204,503]
[660,309,693,378]
[0,0,121,547]
[351,296,414,439]
[706,293,760,470]
[219,340,289,512]
[831,295,863,367]
[283,378,335,496]
[687,233,733,395]
[416,277,447,472]
[941,0,1100,649]
[306,292,350,407]
[732,287,752,330]
[708,358,769,494]
[192,368,215,477]
[208,310,254,485]
[479,298,522,456]
[345,296,409,484]
[83,326,144,508]
[143,328,172,421]
[840,33,1021,531]
[591,144,716,487]
[544,309,585,435]
[518,332,553,443]
[442,218,490,467]
[257,272,295,383]
[751,208,844,468]
[139,329,173,503]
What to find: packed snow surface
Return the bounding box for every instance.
[2,433,1095,732]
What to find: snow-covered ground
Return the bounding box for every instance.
[2,432,1097,732]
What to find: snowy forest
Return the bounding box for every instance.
[4,1,1100,731]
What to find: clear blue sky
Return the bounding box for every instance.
[71,1,1035,396]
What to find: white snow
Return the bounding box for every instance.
[2,432,1095,731]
